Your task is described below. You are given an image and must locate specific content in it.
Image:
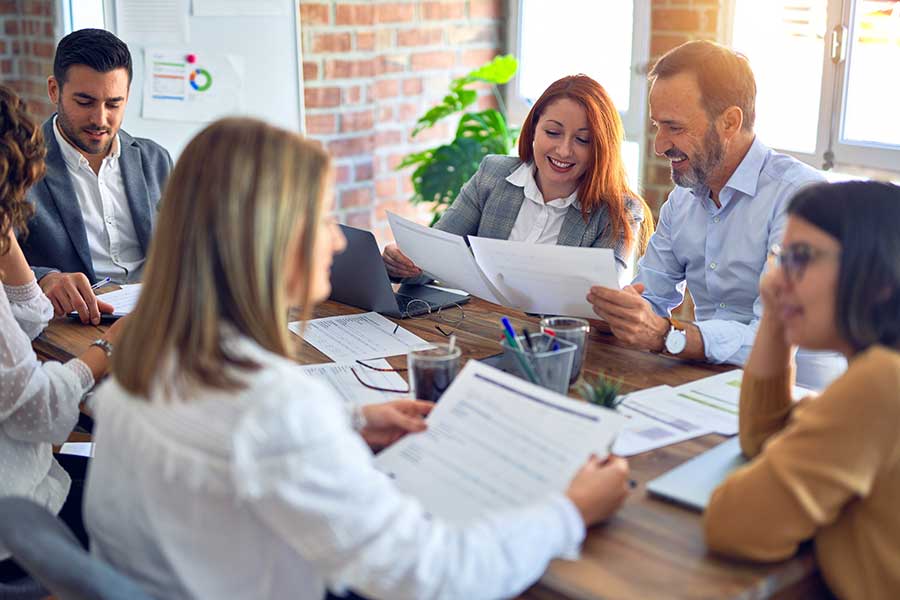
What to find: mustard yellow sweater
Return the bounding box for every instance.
[704,346,900,600]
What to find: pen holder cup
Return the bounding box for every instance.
[500,333,576,394]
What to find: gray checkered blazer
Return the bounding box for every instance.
[433,155,644,270]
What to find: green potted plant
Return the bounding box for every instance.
[577,373,624,410]
[397,55,519,225]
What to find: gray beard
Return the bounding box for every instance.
[671,126,725,191]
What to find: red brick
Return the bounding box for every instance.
[340,187,374,208]
[300,3,330,25]
[324,58,376,79]
[422,1,465,20]
[375,130,404,146]
[345,210,373,229]
[375,3,415,23]
[327,135,374,157]
[377,105,394,122]
[371,79,400,100]
[397,102,420,122]
[336,4,374,25]
[375,177,398,198]
[376,54,407,75]
[354,161,374,182]
[447,24,496,45]
[650,33,689,57]
[343,85,363,104]
[303,61,319,81]
[313,32,352,53]
[1,59,12,74]
[460,48,497,68]
[400,176,415,195]
[5,20,19,35]
[304,86,341,108]
[305,113,337,135]
[0,40,6,54]
[356,31,375,51]
[340,109,374,133]
[470,0,502,18]
[397,28,444,47]
[335,164,353,184]
[476,93,498,110]
[401,78,423,96]
[411,50,455,71]
[33,41,54,59]
[702,8,719,34]
[375,199,424,222]
[652,8,701,32]
[0,0,17,14]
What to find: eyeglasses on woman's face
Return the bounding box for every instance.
[769,242,840,282]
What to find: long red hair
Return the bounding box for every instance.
[518,75,653,255]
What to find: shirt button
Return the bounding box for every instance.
[713,216,720,223]
[106,217,114,225]
[719,302,727,308]
[709,262,717,270]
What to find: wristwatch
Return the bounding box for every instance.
[90,338,114,358]
[663,318,687,355]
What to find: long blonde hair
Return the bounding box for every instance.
[114,118,330,396]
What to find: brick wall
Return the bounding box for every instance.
[299,0,504,245]
[0,0,56,120]
[642,0,721,216]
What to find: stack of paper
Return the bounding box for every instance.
[374,361,626,523]
[288,311,434,362]
[388,213,618,318]
[96,283,143,316]
[299,359,408,406]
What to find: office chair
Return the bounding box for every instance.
[0,497,152,600]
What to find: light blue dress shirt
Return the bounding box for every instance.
[634,137,847,390]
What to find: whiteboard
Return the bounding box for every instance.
[115,0,304,158]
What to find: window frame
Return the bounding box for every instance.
[505,0,651,188]
[59,0,113,35]
[723,0,900,178]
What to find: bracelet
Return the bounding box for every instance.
[90,338,114,358]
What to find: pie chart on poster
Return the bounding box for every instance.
[189,68,213,92]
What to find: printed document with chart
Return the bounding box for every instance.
[374,361,625,523]
[388,213,620,318]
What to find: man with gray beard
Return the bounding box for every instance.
[586,40,846,390]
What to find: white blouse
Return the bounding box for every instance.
[84,333,584,600]
[506,161,579,245]
[0,280,93,559]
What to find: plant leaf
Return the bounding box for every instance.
[396,149,434,170]
[452,54,518,89]
[415,137,485,206]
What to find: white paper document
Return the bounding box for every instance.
[96,284,142,316]
[59,442,94,458]
[299,360,408,406]
[613,385,713,456]
[116,0,189,45]
[374,361,626,523]
[288,312,434,363]
[387,213,507,305]
[469,236,618,319]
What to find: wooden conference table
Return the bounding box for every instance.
[33,297,829,600]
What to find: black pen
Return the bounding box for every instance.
[522,327,536,353]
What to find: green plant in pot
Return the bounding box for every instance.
[577,373,624,410]
[397,55,519,225]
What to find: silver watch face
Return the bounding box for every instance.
[665,329,687,354]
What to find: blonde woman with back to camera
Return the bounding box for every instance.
[83,118,631,600]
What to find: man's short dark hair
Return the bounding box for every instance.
[649,40,756,131]
[788,180,900,353]
[53,28,133,87]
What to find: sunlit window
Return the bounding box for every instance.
[63,0,106,33]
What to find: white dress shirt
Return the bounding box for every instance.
[506,161,579,244]
[53,117,145,283]
[0,280,93,559]
[84,332,585,600]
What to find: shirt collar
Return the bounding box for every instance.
[506,161,579,209]
[52,115,121,171]
[720,136,767,198]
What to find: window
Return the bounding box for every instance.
[61,0,108,34]
[507,0,651,191]
[725,0,900,177]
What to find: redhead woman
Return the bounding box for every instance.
[383,74,653,282]
[83,118,631,600]
[705,181,900,599]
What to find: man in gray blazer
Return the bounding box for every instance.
[21,29,171,325]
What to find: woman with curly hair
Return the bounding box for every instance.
[0,86,124,582]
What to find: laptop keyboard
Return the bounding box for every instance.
[395,293,440,316]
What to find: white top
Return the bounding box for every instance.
[53,117,145,283]
[0,279,93,559]
[84,332,585,600]
[506,161,579,245]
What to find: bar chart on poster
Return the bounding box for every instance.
[113,0,304,158]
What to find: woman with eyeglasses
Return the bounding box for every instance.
[704,181,900,598]
[83,118,631,600]
[382,74,654,285]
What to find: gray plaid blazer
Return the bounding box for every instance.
[433,155,644,269]
[21,117,172,283]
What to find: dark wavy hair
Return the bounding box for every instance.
[788,180,900,352]
[53,28,133,87]
[0,86,46,256]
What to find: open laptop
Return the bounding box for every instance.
[329,225,470,318]
[646,437,747,511]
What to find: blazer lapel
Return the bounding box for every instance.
[557,205,590,247]
[41,118,94,275]
[117,130,153,254]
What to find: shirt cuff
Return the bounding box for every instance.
[64,358,95,394]
[549,493,586,561]
[3,279,42,303]
[695,319,755,364]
